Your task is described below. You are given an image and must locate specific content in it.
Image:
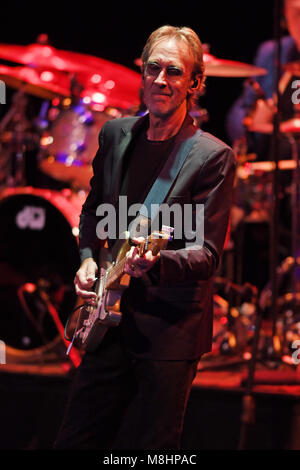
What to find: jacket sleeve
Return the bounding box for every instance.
[158,146,236,285]
[78,123,108,263]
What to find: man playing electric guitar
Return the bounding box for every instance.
[54,25,236,450]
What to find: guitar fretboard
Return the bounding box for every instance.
[106,256,127,289]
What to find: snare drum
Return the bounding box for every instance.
[0,187,84,362]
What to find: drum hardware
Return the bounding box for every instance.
[236,3,299,448]
[212,262,300,366]
[285,133,300,303]
[0,63,70,189]
[0,87,33,188]
[0,187,84,365]
[211,277,258,358]
[16,279,81,367]
[16,280,81,368]
[257,257,300,365]
[17,282,50,345]
[233,145,300,354]
[37,281,81,367]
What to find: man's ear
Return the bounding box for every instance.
[191,78,199,89]
[189,74,201,91]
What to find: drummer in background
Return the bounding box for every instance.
[226,0,300,161]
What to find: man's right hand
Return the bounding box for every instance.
[74,257,98,303]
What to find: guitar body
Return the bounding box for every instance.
[68,228,172,353]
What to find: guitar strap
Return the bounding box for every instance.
[129,126,203,238]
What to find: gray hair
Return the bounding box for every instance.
[141,25,206,94]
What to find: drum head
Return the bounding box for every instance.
[39,106,112,189]
[0,192,81,353]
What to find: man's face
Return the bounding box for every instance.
[142,37,195,119]
[285,0,300,49]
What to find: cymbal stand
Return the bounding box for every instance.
[238,296,262,450]
[269,13,282,350]
[286,133,300,302]
[0,87,28,187]
[238,0,283,450]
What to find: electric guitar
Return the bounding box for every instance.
[67,226,173,353]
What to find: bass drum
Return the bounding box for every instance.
[0,187,84,363]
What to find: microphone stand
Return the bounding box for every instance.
[238,0,283,450]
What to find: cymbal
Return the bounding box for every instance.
[134,54,267,78]
[0,42,119,74]
[0,64,70,99]
[245,117,300,134]
[203,53,267,77]
[77,71,141,110]
[283,60,300,76]
[245,160,297,172]
[0,41,142,108]
[280,117,300,134]
[236,160,298,180]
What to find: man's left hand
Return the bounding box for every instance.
[124,237,160,278]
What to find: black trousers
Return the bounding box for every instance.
[54,329,198,450]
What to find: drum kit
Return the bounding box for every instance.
[1,34,300,368]
[213,59,300,367]
[0,36,143,366]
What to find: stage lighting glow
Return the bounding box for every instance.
[72,227,79,237]
[40,70,54,82]
[91,74,102,84]
[104,80,115,89]
[92,92,106,103]
[63,97,72,107]
[41,46,53,57]
[82,96,91,104]
[40,135,54,146]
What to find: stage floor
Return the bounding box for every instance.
[1,354,300,450]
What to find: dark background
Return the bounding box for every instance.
[0,0,278,144]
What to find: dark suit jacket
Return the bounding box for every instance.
[79,113,236,360]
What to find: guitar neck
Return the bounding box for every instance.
[104,229,171,289]
[106,256,127,289]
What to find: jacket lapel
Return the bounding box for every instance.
[110,114,149,206]
[109,113,199,207]
[161,115,200,186]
